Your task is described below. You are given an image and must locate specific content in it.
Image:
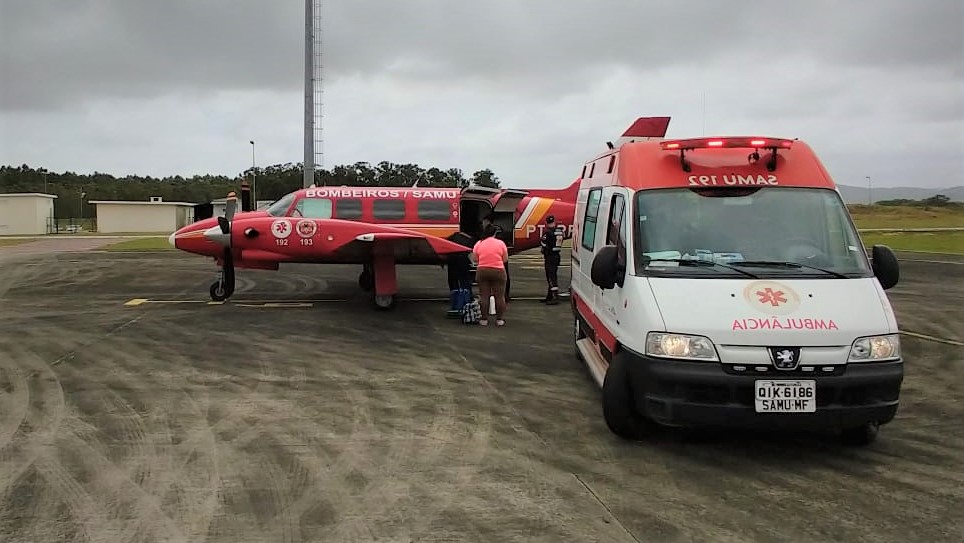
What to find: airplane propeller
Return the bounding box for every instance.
[205,194,238,300]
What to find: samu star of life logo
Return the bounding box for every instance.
[271,219,292,239]
[743,280,800,315]
[757,287,788,307]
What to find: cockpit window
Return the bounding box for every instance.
[265,193,296,217]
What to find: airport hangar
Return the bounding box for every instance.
[89,196,198,233]
[0,192,58,235]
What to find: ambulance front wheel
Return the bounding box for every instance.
[602,354,654,440]
[839,421,879,446]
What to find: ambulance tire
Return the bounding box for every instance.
[839,421,879,446]
[602,354,653,440]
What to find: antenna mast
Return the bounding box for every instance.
[303,0,323,187]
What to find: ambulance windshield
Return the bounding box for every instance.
[633,187,873,278]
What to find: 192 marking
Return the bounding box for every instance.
[275,239,288,246]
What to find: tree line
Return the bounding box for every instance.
[0,162,502,219]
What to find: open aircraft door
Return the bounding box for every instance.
[458,186,528,247]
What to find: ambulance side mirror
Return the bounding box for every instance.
[871,244,899,290]
[591,245,624,289]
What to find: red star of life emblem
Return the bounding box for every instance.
[756,287,787,307]
[274,222,288,234]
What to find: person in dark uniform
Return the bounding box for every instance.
[540,215,565,304]
[445,230,475,317]
[482,215,510,301]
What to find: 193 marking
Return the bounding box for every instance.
[300,238,313,246]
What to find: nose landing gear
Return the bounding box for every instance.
[209,254,235,302]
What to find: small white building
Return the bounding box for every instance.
[0,193,58,235]
[90,196,197,233]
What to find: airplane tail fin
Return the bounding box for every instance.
[612,116,672,147]
[524,178,581,202]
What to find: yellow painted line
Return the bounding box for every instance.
[900,330,964,347]
[124,298,149,306]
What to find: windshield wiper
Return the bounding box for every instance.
[645,258,759,278]
[732,260,849,279]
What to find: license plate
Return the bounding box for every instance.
[754,380,816,413]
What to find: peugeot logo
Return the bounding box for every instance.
[768,347,802,370]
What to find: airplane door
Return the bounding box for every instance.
[458,186,528,247]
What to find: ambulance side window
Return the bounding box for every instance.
[607,193,627,274]
[605,194,625,246]
[581,188,603,251]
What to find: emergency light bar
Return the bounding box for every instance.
[659,137,794,151]
[661,137,795,172]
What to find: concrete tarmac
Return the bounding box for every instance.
[0,247,961,542]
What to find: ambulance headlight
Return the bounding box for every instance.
[848,334,901,362]
[646,332,719,361]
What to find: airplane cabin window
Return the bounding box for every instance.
[417,200,452,221]
[293,198,333,219]
[334,198,363,219]
[373,199,406,220]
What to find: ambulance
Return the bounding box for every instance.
[570,117,903,446]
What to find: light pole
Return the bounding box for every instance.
[38,168,48,193]
[866,176,872,206]
[250,140,256,207]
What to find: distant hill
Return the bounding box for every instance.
[836,184,964,204]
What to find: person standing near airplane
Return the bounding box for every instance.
[540,215,565,305]
[481,215,511,301]
[444,230,475,317]
[472,224,509,326]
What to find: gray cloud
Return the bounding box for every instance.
[0,0,961,189]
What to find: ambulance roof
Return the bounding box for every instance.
[581,136,837,192]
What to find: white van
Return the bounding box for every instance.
[570,119,903,446]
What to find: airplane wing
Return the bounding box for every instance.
[332,227,472,264]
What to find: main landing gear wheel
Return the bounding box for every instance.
[373,294,396,310]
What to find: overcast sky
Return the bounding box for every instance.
[1,0,961,189]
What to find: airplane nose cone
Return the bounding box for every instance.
[203,226,231,247]
[168,232,177,247]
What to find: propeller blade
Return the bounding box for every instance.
[217,215,230,235]
[224,193,238,221]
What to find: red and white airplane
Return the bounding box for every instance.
[169,181,580,309]
[170,118,671,309]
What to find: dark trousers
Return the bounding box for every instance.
[544,253,560,301]
[447,260,472,290]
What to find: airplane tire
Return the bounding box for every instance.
[210,281,228,302]
[373,294,395,310]
[601,354,653,440]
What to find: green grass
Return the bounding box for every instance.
[0,239,31,247]
[849,205,964,229]
[860,231,964,254]
[101,237,174,251]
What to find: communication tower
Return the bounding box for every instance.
[304,0,323,187]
